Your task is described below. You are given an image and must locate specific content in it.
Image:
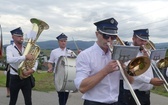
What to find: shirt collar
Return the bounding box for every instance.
[93,42,110,56]
[59,47,67,51]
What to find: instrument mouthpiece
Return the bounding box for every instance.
[107,42,113,52]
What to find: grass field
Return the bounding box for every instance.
[0,70,55,92]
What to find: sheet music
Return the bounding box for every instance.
[150,49,167,60]
[112,45,140,61]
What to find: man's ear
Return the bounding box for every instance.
[95,31,99,38]
[12,35,14,39]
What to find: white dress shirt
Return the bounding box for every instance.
[6,43,38,75]
[48,47,76,73]
[124,44,153,91]
[74,42,121,104]
[166,68,168,77]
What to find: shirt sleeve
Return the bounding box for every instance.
[133,74,151,84]
[6,46,26,64]
[48,50,55,63]
[74,52,90,89]
[31,60,38,71]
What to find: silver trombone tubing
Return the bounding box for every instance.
[107,42,141,105]
[145,47,168,92]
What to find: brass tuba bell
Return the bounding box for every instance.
[18,18,49,79]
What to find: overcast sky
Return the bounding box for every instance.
[1,0,168,45]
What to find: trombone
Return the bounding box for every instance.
[143,40,168,91]
[107,36,151,105]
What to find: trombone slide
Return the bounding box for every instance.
[117,60,141,105]
[107,42,141,105]
[143,41,168,92]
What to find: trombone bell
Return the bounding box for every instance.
[156,57,168,69]
[127,55,151,76]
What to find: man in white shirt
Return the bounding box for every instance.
[166,68,168,77]
[6,27,38,105]
[123,29,164,105]
[47,33,76,105]
[74,17,133,105]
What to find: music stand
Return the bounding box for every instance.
[150,49,167,61]
[112,45,140,62]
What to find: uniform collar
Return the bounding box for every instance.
[93,42,110,56]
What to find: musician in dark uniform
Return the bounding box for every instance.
[6,27,38,105]
[123,29,164,105]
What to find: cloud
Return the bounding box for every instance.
[1,0,168,45]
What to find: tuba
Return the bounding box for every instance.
[18,18,49,79]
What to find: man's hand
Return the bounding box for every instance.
[150,77,164,86]
[26,53,34,60]
[22,69,33,76]
[47,68,53,73]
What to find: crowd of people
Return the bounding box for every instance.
[3,17,168,105]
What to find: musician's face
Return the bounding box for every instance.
[133,36,147,46]
[96,31,116,52]
[12,35,23,44]
[58,39,67,49]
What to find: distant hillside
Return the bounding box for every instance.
[36,40,95,50]
[36,40,168,50]
[4,40,168,50]
[155,42,168,49]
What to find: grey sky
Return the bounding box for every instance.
[0,0,168,44]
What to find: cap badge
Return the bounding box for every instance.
[110,19,114,24]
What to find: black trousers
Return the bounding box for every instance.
[57,92,69,105]
[84,100,118,105]
[118,80,126,105]
[123,89,150,105]
[6,70,10,88]
[9,75,32,105]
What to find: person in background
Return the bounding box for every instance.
[5,63,10,98]
[74,17,133,105]
[47,33,76,105]
[6,27,38,105]
[123,29,164,105]
[166,68,168,77]
[5,40,14,98]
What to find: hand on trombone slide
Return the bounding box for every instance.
[103,60,119,74]
[150,77,164,86]
[139,45,149,57]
